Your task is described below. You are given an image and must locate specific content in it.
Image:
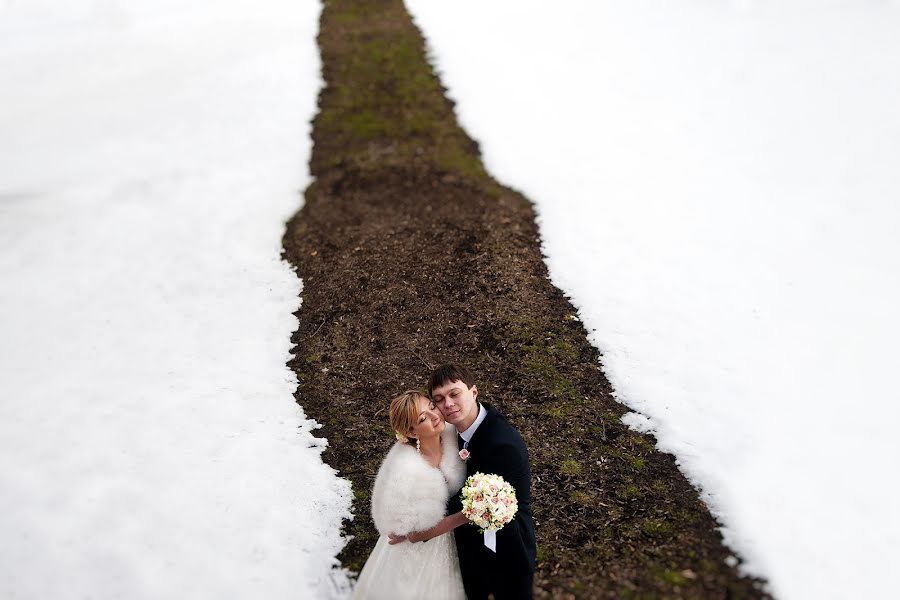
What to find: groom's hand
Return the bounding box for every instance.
[388,533,408,545]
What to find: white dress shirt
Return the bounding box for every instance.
[457,404,497,552]
[459,403,487,446]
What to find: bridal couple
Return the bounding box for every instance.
[352,364,536,599]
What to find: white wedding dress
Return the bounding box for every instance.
[351,426,467,600]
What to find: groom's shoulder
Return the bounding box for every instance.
[485,404,528,447]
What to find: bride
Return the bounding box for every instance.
[352,391,467,600]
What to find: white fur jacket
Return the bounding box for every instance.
[370,426,466,536]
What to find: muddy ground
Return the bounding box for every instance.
[281,0,770,597]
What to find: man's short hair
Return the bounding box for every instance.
[427,363,476,395]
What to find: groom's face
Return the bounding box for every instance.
[430,379,478,429]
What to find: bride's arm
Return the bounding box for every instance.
[388,511,467,545]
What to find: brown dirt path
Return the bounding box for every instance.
[282,0,771,597]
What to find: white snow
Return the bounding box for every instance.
[407,1,900,598]
[0,1,353,598]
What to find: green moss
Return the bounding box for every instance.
[315,1,489,180]
[568,582,588,595]
[543,405,570,419]
[353,486,370,503]
[700,559,717,573]
[678,509,702,526]
[630,434,652,449]
[641,519,673,536]
[500,317,581,402]
[344,558,364,574]
[659,569,688,586]
[560,458,581,476]
[590,424,608,439]
[605,506,623,521]
[302,338,321,364]
[370,422,392,437]
[435,147,487,180]
[617,483,642,499]
[570,490,592,506]
[605,446,647,473]
[329,1,363,23]
[343,110,391,139]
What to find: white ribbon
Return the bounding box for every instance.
[459,428,497,552]
[484,529,497,552]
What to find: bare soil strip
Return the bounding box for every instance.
[282,1,770,597]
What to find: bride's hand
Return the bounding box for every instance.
[388,532,409,545]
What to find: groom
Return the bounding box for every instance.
[429,363,536,599]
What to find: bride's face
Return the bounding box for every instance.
[409,396,445,441]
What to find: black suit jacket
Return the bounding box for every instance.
[448,403,536,582]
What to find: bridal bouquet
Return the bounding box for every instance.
[460,472,518,532]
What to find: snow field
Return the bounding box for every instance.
[406,1,900,598]
[1,1,352,598]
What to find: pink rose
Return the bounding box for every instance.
[458,449,470,461]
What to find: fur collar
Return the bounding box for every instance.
[370,425,466,536]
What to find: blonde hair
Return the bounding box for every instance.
[389,390,427,445]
